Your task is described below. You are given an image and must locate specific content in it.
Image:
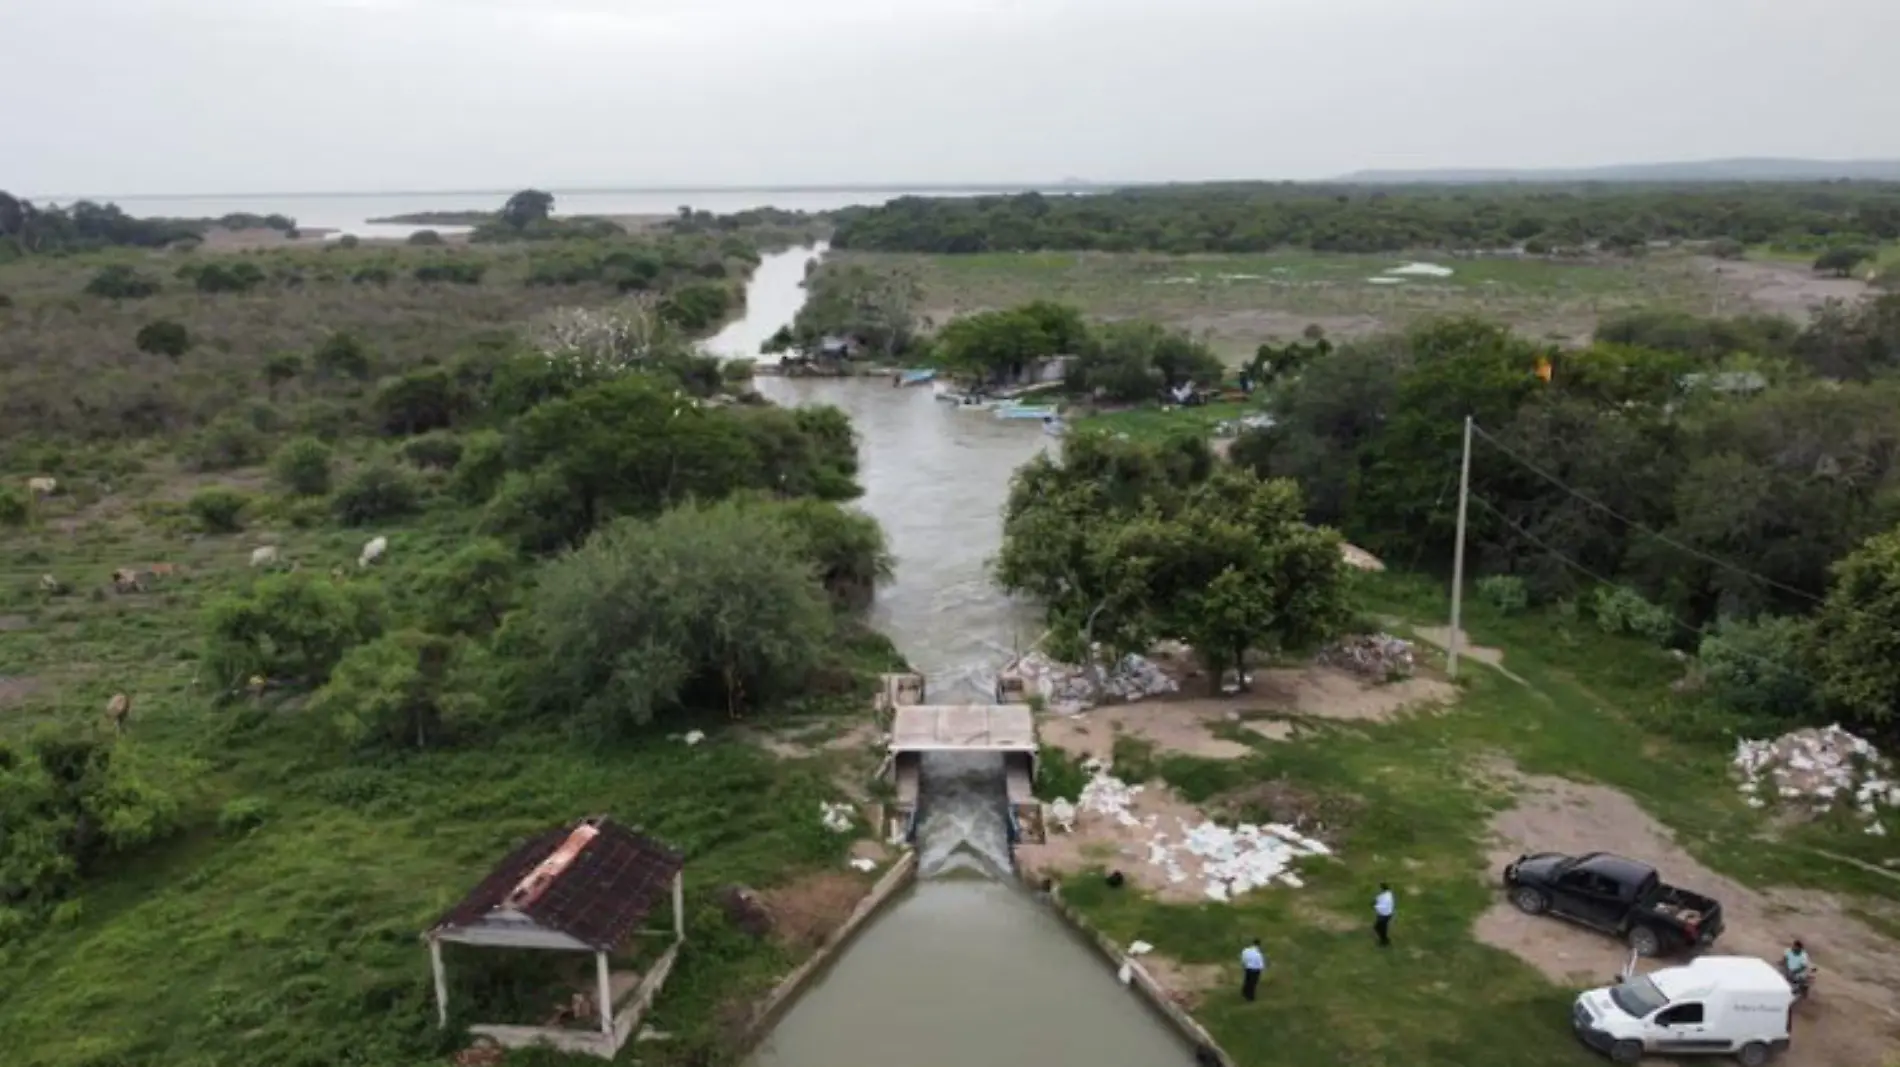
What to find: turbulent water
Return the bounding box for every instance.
[914,752,1016,878]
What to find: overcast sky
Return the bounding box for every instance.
[11,0,1900,197]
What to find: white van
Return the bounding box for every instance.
[1572,956,1793,1066]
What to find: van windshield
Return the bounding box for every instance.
[1610,976,1670,1018]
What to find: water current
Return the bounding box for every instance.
[706,246,1198,1067]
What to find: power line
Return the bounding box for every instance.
[1466,419,1826,607]
[1467,494,1814,683]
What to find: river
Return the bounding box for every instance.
[705,247,1199,1067]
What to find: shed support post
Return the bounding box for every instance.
[429,938,449,1029]
[596,950,613,1036]
[672,870,686,941]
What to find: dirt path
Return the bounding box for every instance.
[1411,625,1525,684]
[1038,700,1256,762]
[1472,761,1900,1067]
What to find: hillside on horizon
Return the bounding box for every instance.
[1336,157,1900,183]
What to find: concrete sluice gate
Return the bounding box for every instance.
[748,676,1201,1067]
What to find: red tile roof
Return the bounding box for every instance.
[431,816,684,951]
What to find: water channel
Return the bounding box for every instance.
[702,247,1199,1067]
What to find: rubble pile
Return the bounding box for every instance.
[1317,633,1416,680]
[1733,725,1897,837]
[1052,759,1331,902]
[1011,649,1178,714]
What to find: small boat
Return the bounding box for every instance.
[994,403,1060,420]
[896,368,937,386]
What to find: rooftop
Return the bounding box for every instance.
[890,704,1036,753]
[429,816,684,952]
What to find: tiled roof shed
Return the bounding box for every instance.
[430,816,685,952]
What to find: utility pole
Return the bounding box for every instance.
[1448,416,1474,679]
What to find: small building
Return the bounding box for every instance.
[424,816,686,1060]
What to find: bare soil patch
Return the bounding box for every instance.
[1016,780,1216,904]
[756,871,874,951]
[0,675,42,708]
[1038,699,1257,762]
[1473,762,1900,1067]
[0,614,31,633]
[1140,954,1228,1011]
[1412,626,1524,684]
[1699,257,1873,320]
[1254,665,1456,722]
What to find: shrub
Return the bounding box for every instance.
[271,437,334,496]
[85,265,161,299]
[337,234,361,249]
[721,358,757,383]
[0,487,27,526]
[413,261,485,285]
[0,734,185,910]
[401,432,464,471]
[351,265,393,285]
[1593,585,1675,643]
[134,319,191,357]
[332,461,420,525]
[313,630,474,750]
[1698,615,1816,721]
[419,540,519,636]
[451,430,509,503]
[187,415,267,471]
[217,797,271,835]
[313,331,373,380]
[406,229,444,246]
[1476,575,1530,615]
[1708,237,1747,260]
[189,261,267,293]
[0,292,13,309]
[483,467,586,552]
[188,487,250,533]
[202,571,385,692]
[373,367,463,435]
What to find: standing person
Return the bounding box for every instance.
[1373,883,1395,947]
[1239,939,1266,1001]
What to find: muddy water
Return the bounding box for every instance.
[708,244,1049,700]
[712,248,1197,1066]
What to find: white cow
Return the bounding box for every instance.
[358,536,387,568]
[27,477,57,497]
[250,545,281,568]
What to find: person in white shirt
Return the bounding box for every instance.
[1373,883,1395,947]
[1239,939,1266,1001]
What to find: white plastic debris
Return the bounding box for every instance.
[848,856,878,872]
[1732,725,1894,834]
[1128,940,1154,956]
[1317,633,1416,680]
[682,730,705,746]
[1051,761,1331,902]
[1117,961,1134,984]
[819,801,855,834]
[1010,649,1179,715]
[1385,262,1455,278]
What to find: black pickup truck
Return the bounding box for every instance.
[1503,851,1724,957]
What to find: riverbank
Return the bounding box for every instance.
[1018,571,1900,1067]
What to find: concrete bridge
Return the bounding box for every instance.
[877,673,1045,847]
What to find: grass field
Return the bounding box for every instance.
[1042,571,1899,1067]
[842,249,1741,360]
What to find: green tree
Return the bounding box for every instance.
[271,437,334,496]
[187,487,250,533]
[332,462,420,525]
[311,631,468,749]
[263,352,304,400]
[501,189,556,230]
[201,572,385,693]
[313,331,372,380]
[763,497,893,609]
[1814,246,1873,278]
[418,540,519,636]
[85,265,160,299]
[520,500,836,732]
[134,319,190,357]
[0,733,184,909]
[1810,529,1900,729]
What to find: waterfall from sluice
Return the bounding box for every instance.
[914,750,1016,880]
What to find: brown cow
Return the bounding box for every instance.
[105,692,132,733]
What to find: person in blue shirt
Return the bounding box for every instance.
[1373,883,1396,947]
[1239,939,1266,1001]
[1782,939,1811,981]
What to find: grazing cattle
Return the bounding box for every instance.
[38,574,64,594]
[250,546,280,568]
[111,568,146,594]
[105,693,132,733]
[143,563,179,579]
[26,476,57,497]
[359,535,387,568]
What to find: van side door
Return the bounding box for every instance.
[1649,1001,1726,1053]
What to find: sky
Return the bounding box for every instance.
[10,0,1900,197]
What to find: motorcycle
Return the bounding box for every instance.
[1783,963,1817,1002]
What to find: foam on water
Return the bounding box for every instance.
[915,750,1015,878]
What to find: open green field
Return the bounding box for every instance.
[839,249,1753,359]
[1041,572,1900,1067]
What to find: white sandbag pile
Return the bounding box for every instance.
[1733,725,1897,837]
[819,801,856,834]
[1317,633,1416,680]
[1053,759,1331,902]
[1011,649,1179,714]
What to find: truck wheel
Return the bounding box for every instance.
[1627,926,1661,957]
[1610,1039,1643,1064]
[1736,1042,1771,1067]
[1510,887,1549,915]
